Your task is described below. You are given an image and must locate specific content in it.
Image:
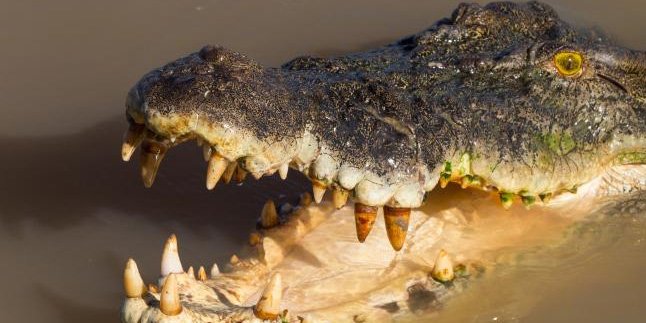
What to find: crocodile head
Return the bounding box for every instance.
[119,2,645,322]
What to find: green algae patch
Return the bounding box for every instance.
[540,132,576,156]
[615,152,646,165]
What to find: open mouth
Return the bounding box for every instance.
[117,2,645,321]
[119,121,645,322]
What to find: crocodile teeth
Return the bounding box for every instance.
[210,263,220,277]
[431,249,455,282]
[186,266,195,279]
[439,177,449,189]
[332,188,349,209]
[206,153,228,190]
[354,203,378,243]
[235,166,248,182]
[160,273,182,316]
[148,283,159,293]
[312,181,327,204]
[383,206,411,251]
[278,163,289,180]
[222,162,237,184]
[197,266,207,281]
[121,124,145,162]
[123,258,145,298]
[254,273,282,320]
[500,192,514,209]
[140,138,168,188]
[161,234,184,277]
[260,200,279,228]
[202,145,212,162]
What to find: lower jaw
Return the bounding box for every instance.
[120,165,645,322]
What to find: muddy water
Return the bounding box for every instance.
[0,1,644,322]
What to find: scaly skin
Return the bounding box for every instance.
[119,2,645,322]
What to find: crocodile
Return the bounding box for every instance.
[118,2,645,322]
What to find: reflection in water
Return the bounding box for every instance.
[0,0,644,322]
[429,192,646,323]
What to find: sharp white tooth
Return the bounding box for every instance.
[202,145,212,162]
[123,258,145,298]
[161,234,184,277]
[206,153,228,190]
[196,137,204,147]
[260,200,279,228]
[278,163,289,180]
[197,266,207,281]
[431,249,455,282]
[160,273,182,316]
[254,273,282,320]
[121,124,145,162]
[186,266,195,279]
[312,181,326,204]
[210,263,220,277]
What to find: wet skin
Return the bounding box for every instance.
[125,1,645,210]
[119,2,645,322]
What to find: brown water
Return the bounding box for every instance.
[0,1,644,322]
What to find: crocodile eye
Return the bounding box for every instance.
[553,51,584,78]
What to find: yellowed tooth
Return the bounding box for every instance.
[260,200,279,229]
[332,188,349,209]
[254,273,282,320]
[210,263,220,277]
[161,234,184,277]
[431,249,455,282]
[354,203,378,243]
[160,273,182,316]
[235,166,248,182]
[460,177,470,189]
[252,172,263,180]
[202,145,212,162]
[383,206,411,251]
[121,124,146,162]
[249,232,262,246]
[278,163,289,180]
[222,162,237,184]
[197,266,207,281]
[186,266,195,279]
[123,258,145,298]
[299,192,313,207]
[312,181,326,204]
[206,153,228,190]
[148,283,159,294]
[196,137,204,147]
[500,192,514,209]
[439,177,449,189]
[230,254,240,265]
[140,138,168,188]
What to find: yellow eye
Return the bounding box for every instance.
[553,51,584,78]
